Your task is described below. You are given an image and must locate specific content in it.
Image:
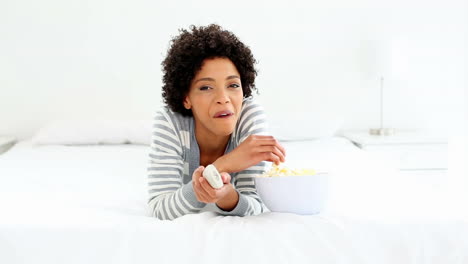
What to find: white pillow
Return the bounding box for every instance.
[31,119,152,146]
[267,113,343,141]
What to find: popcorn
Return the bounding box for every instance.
[259,163,316,177]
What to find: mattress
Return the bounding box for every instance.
[0,137,467,264]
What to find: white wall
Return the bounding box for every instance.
[0,0,466,140]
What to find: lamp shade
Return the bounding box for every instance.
[374,35,410,81]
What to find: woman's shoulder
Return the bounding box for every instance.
[234,97,268,142]
[238,97,267,123]
[240,97,264,114]
[154,105,193,132]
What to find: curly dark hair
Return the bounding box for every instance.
[161,24,258,116]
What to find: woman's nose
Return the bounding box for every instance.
[216,91,230,104]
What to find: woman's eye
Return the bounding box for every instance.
[199,86,211,91]
[229,83,240,88]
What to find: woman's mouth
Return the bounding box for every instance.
[214,110,234,118]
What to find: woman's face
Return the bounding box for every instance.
[184,57,244,137]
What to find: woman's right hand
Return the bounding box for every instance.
[213,135,286,173]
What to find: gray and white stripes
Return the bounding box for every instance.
[147,98,268,220]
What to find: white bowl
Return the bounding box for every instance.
[254,173,329,215]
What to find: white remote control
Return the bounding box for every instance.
[202,164,224,189]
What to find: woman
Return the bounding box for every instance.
[148,24,286,220]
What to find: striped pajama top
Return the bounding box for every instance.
[147,97,269,220]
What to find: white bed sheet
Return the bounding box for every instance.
[0,137,467,264]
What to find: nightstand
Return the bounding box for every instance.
[340,130,448,171]
[0,136,17,155]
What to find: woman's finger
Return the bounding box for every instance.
[276,142,286,157]
[199,177,216,198]
[192,166,204,188]
[255,146,286,163]
[196,192,209,203]
[220,172,231,184]
[255,138,286,157]
[192,166,204,183]
[195,183,211,202]
[262,152,281,165]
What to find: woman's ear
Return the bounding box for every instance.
[183,96,191,110]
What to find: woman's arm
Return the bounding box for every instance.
[147,110,206,220]
[214,162,268,216]
[212,99,285,216]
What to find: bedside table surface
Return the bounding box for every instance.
[341,130,448,170]
[341,130,448,146]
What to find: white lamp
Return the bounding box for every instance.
[369,36,409,136]
[369,76,395,136]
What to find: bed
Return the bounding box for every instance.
[0,135,467,264]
